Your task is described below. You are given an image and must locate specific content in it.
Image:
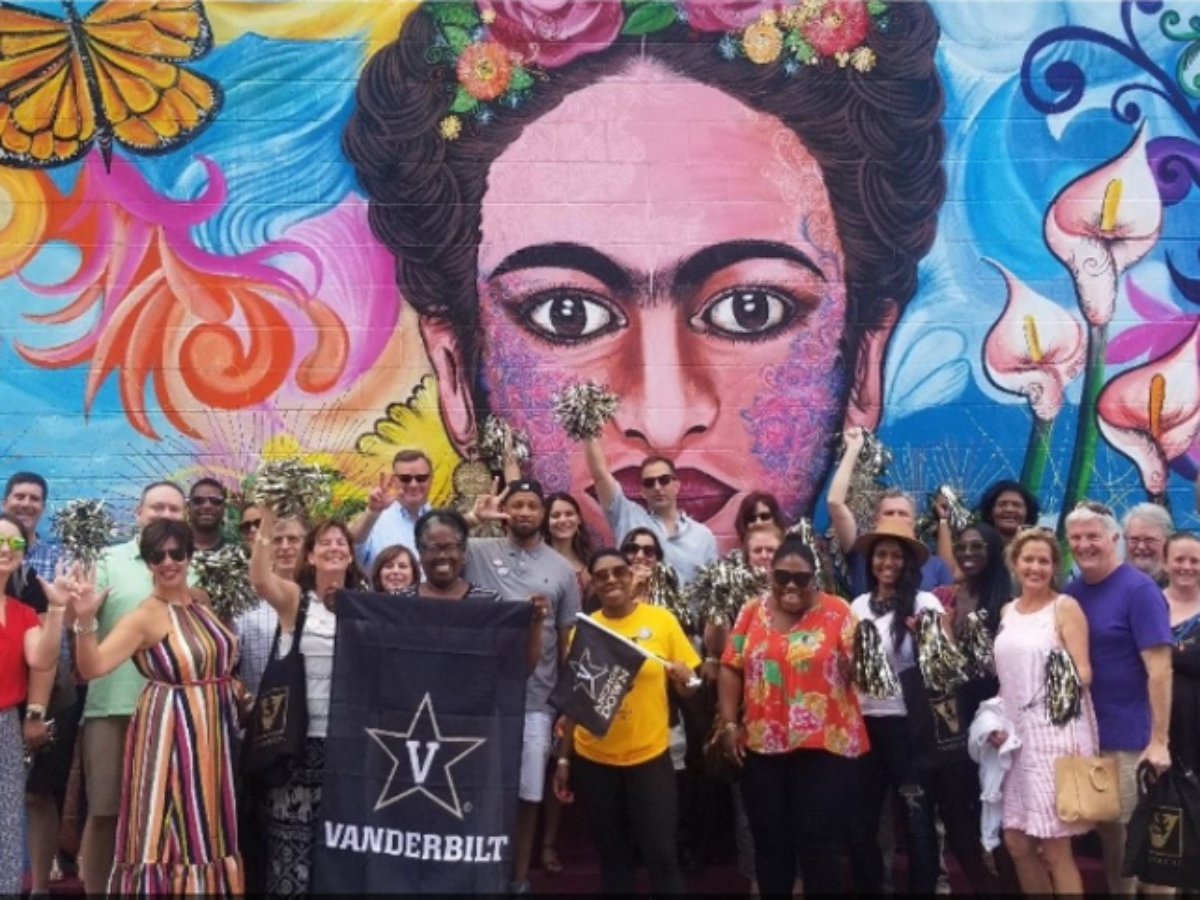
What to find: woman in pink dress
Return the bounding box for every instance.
[992,529,1093,895]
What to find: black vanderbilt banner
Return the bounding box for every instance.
[313,591,531,894]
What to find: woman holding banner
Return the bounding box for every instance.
[249,508,366,898]
[717,535,868,896]
[553,549,701,895]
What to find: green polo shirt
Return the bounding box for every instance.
[83,540,151,719]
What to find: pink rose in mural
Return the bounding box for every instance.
[683,1,778,32]
[802,0,871,56]
[982,260,1085,421]
[1044,126,1163,327]
[1097,323,1200,495]
[481,1,623,67]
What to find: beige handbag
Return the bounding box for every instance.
[1051,598,1121,823]
[1055,744,1121,823]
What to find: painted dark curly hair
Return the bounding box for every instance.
[344,4,945,415]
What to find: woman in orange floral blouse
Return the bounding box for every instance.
[717,535,867,896]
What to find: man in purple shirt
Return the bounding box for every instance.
[1064,501,1172,896]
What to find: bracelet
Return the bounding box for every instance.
[704,656,719,665]
[45,605,65,614]
[556,757,571,768]
[25,704,46,720]
[72,619,99,636]
[720,721,740,735]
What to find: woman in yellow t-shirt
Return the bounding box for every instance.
[553,549,701,895]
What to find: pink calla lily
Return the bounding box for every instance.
[1097,323,1200,495]
[1044,126,1163,326]
[982,259,1086,421]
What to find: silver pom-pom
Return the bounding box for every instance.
[687,552,766,628]
[853,619,901,698]
[477,415,531,471]
[1045,647,1083,726]
[837,429,893,538]
[250,458,332,519]
[192,544,258,621]
[960,610,996,680]
[51,499,118,567]
[552,381,619,442]
[645,561,691,628]
[916,608,969,694]
[916,484,974,542]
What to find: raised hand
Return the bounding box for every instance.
[69,565,109,622]
[367,472,399,513]
[843,425,866,456]
[38,559,76,609]
[472,478,511,524]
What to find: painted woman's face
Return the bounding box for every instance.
[427,61,889,544]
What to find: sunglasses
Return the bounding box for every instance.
[621,542,659,559]
[189,495,225,507]
[0,536,27,551]
[745,511,775,525]
[772,569,814,589]
[239,519,263,535]
[592,565,631,584]
[952,540,987,554]
[396,474,431,485]
[641,474,675,490]
[145,547,189,565]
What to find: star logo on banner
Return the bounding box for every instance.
[570,648,609,701]
[366,693,486,820]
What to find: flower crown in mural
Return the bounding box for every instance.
[429,0,888,141]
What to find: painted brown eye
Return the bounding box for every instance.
[693,288,798,338]
[521,292,626,343]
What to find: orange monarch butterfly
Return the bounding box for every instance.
[0,0,222,169]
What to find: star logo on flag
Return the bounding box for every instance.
[570,648,609,701]
[366,693,486,820]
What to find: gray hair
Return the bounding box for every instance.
[1122,502,1173,538]
[1064,501,1120,537]
[874,488,916,516]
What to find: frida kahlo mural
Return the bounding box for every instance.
[0,0,1199,548]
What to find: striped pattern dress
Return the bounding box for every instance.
[108,602,244,896]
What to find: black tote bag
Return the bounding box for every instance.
[241,596,309,788]
[1122,764,1200,889]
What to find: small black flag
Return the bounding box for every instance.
[549,616,649,737]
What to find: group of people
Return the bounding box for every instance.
[0,424,1194,897]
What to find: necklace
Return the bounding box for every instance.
[868,594,895,618]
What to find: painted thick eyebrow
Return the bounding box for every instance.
[674,240,826,290]
[490,243,634,293]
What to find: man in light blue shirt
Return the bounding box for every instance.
[348,448,434,569]
[583,436,718,584]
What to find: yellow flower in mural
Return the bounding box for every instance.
[742,21,784,64]
[355,375,461,506]
[0,168,48,273]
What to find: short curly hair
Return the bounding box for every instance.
[344,3,946,416]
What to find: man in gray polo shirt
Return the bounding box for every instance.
[584,436,718,583]
[466,479,580,895]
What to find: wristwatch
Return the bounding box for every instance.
[25,705,45,722]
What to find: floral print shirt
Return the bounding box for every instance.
[723,592,868,758]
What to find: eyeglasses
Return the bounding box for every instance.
[238,519,262,535]
[745,511,775,525]
[772,569,814,589]
[395,474,431,485]
[419,541,463,555]
[641,474,675,490]
[0,536,27,551]
[1126,536,1164,548]
[145,547,188,565]
[189,495,225,507]
[592,565,631,584]
[620,542,659,559]
[952,540,987,554]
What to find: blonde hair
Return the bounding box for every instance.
[1007,527,1061,576]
